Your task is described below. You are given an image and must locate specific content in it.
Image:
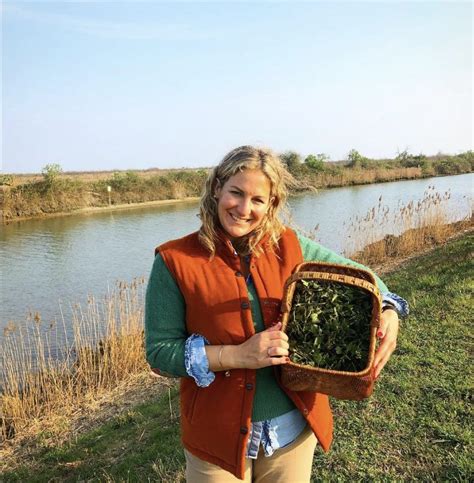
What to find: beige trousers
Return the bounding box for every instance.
[184,425,317,482]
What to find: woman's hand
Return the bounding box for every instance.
[234,322,290,369]
[374,308,399,378]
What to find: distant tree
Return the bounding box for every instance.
[304,153,328,171]
[396,150,428,168]
[458,150,474,170]
[41,163,63,187]
[109,170,140,191]
[395,149,410,164]
[280,151,302,174]
[347,149,364,168]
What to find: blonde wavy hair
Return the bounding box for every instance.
[198,145,294,257]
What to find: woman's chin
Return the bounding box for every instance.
[221,222,255,240]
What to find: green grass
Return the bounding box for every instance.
[312,233,473,481]
[2,234,473,481]
[2,386,184,482]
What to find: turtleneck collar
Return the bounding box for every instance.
[215,227,270,258]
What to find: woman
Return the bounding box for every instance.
[145,146,408,482]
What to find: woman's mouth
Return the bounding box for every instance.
[229,213,251,224]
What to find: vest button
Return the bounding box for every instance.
[240,427,248,435]
[241,301,250,309]
[245,383,253,390]
[302,408,309,415]
[235,271,243,277]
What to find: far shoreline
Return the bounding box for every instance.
[2,197,202,224]
[2,170,472,224]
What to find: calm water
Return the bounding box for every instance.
[1,174,472,339]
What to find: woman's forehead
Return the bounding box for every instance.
[225,169,271,194]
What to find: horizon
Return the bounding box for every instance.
[9,148,472,177]
[3,1,472,174]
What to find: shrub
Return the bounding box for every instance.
[396,150,428,168]
[347,149,369,168]
[0,174,13,186]
[304,154,327,171]
[280,151,302,174]
[108,171,140,192]
[41,163,63,187]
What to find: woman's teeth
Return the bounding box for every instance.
[230,213,249,223]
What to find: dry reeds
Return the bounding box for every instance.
[1,278,147,442]
[306,167,422,189]
[345,186,473,264]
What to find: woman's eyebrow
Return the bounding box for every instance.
[229,185,267,199]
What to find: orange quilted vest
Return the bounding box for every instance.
[157,228,333,479]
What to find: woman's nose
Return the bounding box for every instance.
[236,197,251,216]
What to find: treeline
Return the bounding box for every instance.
[281,148,473,179]
[1,150,472,222]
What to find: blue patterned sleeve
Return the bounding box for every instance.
[184,334,216,387]
[382,292,409,317]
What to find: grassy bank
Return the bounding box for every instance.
[1,232,472,481]
[1,150,472,222]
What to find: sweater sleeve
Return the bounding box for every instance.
[296,232,389,294]
[145,252,188,377]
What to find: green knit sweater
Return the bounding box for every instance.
[145,233,388,422]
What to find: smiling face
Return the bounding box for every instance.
[215,169,273,241]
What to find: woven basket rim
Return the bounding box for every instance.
[281,261,381,376]
[284,359,374,377]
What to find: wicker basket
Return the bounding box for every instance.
[280,261,381,400]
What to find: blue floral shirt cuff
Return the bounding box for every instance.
[382,292,409,317]
[184,334,216,387]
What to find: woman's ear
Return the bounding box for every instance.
[214,179,222,199]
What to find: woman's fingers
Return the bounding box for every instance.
[266,355,290,366]
[264,323,289,343]
[265,330,289,357]
[268,331,288,342]
[238,322,291,369]
[374,309,399,378]
[266,322,282,332]
[265,323,289,341]
[266,344,289,357]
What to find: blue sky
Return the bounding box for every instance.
[2,1,472,173]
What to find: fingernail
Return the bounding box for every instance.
[377,331,383,337]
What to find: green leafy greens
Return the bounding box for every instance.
[287,280,373,372]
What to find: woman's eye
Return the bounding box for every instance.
[230,190,241,195]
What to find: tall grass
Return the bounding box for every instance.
[345,186,473,264]
[1,279,147,441]
[301,166,423,189]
